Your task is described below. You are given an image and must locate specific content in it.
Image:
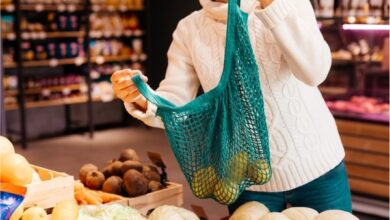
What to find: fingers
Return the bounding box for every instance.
[116,87,140,103]
[111,69,148,83]
[111,69,148,103]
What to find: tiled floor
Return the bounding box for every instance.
[15,127,388,220]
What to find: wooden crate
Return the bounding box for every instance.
[23,165,74,209]
[336,119,389,198]
[112,182,183,216]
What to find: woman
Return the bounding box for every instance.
[111,0,352,213]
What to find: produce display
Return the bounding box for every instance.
[76,148,165,205]
[148,205,199,220]
[51,199,79,220]
[0,137,33,186]
[229,201,359,220]
[229,202,269,220]
[21,207,48,220]
[282,207,319,220]
[326,96,389,116]
[0,136,78,220]
[78,204,145,220]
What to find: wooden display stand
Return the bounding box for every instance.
[111,182,184,216]
[336,119,389,198]
[23,165,74,209]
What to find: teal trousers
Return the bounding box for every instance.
[228,161,352,213]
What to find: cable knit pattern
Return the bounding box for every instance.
[124,0,345,192]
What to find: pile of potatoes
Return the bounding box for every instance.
[79,148,164,198]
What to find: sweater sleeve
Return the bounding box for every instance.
[124,17,200,128]
[255,0,332,86]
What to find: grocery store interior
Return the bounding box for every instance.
[0,0,389,219]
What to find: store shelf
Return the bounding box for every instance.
[23,57,86,68]
[0,4,15,12]
[4,55,144,69]
[5,84,82,96]
[316,16,389,24]
[19,31,85,40]
[91,4,144,12]
[5,95,109,111]
[332,59,382,66]
[2,32,16,40]
[4,62,17,69]
[89,30,144,38]
[20,4,84,12]
[332,110,389,124]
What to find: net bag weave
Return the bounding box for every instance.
[132,0,271,205]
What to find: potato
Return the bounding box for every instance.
[119,148,140,162]
[121,160,143,175]
[123,169,148,197]
[79,163,98,185]
[148,180,163,192]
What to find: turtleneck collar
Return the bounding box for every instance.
[199,0,259,22]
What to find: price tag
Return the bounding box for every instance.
[139,53,147,61]
[124,30,132,37]
[119,5,127,12]
[38,32,47,39]
[90,70,100,79]
[107,5,115,11]
[57,4,66,12]
[5,4,15,12]
[80,84,88,94]
[134,30,143,36]
[96,31,103,38]
[42,89,51,97]
[103,31,112,38]
[30,32,38,40]
[114,30,122,37]
[95,56,105,65]
[49,59,59,67]
[130,54,138,62]
[21,32,30,40]
[6,33,16,40]
[75,57,84,66]
[62,88,71,96]
[89,31,96,38]
[67,4,76,12]
[92,5,100,12]
[35,4,44,12]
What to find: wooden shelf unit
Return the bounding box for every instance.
[5,96,107,111]
[5,84,83,96]
[4,55,136,68]
[20,4,84,11]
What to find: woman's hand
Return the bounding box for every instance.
[259,0,272,8]
[111,69,148,111]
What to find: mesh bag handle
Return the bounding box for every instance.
[132,0,243,111]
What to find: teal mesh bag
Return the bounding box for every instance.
[132,0,271,205]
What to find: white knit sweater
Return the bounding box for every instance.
[125,0,345,192]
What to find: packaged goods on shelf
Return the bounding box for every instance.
[1,15,14,33]
[313,0,388,20]
[20,13,82,33]
[90,39,134,57]
[21,40,83,61]
[91,0,144,7]
[20,0,83,4]
[90,13,141,33]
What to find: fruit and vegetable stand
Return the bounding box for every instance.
[0,136,362,220]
